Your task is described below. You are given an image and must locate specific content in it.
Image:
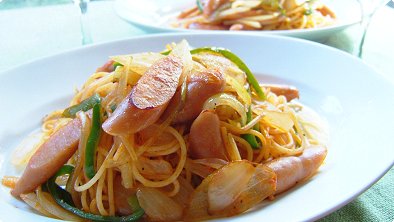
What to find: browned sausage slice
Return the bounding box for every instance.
[203,0,229,17]
[96,60,115,72]
[11,117,82,197]
[102,55,183,135]
[163,69,225,124]
[189,110,227,160]
[263,84,299,101]
[265,146,327,195]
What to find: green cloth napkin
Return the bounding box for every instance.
[319,167,393,222]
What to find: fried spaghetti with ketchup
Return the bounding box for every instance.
[174,0,336,31]
[3,40,328,221]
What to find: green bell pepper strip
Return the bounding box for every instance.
[160,50,171,55]
[46,165,145,222]
[161,47,266,101]
[241,106,260,149]
[62,94,102,118]
[127,195,143,213]
[242,87,261,149]
[196,0,204,12]
[84,102,102,179]
[190,47,266,100]
[113,61,123,68]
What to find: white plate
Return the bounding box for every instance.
[114,0,361,41]
[0,33,393,222]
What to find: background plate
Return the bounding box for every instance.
[114,0,361,40]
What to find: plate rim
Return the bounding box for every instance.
[0,32,365,77]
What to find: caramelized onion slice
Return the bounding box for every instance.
[262,110,294,132]
[111,52,165,75]
[184,160,276,221]
[207,160,255,213]
[20,192,55,218]
[217,164,276,215]
[137,187,183,221]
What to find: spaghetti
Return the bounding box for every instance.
[3,40,328,221]
[174,0,336,31]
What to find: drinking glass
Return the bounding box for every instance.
[73,0,92,45]
[356,0,390,57]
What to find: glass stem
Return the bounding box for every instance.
[356,0,386,58]
[75,0,92,45]
[357,14,372,58]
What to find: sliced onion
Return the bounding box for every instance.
[172,177,194,207]
[20,192,55,218]
[232,0,262,8]
[192,158,228,169]
[11,129,44,170]
[137,187,183,221]
[207,160,255,213]
[170,40,192,68]
[183,175,211,221]
[138,157,173,177]
[216,164,276,215]
[192,52,246,85]
[118,162,134,189]
[169,40,193,87]
[36,188,82,221]
[185,160,276,221]
[262,110,294,132]
[111,52,165,75]
[187,160,217,178]
[113,65,141,87]
[226,75,251,106]
[295,103,330,146]
[218,6,250,18]
[283,0,300,10]
[203,93,247,125]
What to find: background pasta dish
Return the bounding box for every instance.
[174,0,336,31]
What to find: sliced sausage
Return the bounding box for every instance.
[265,145,327,195]
[203,0,229,17]
[11,118,82,197]
[162,69,225,124]
[263,84,299,102]
[188,110,227,160]
[102,55,183,135]
[96,60,115,72]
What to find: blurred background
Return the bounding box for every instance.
[0,0,70,9]
[0,0,393,78]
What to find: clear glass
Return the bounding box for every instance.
[356,0,390,58]
[314,1,391,58]
[73,0,92,45]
